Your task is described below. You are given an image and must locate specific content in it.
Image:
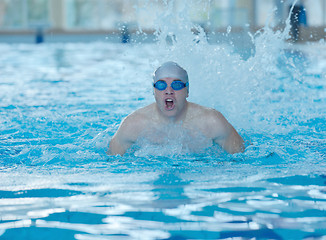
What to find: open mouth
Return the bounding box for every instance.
[165,98,175,110]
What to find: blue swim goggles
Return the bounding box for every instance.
[153,80,188,91]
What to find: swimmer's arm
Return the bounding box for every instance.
[108,133,133,156]
[211,111,245,154]
[107,116,139,156]
[217,126,245,154]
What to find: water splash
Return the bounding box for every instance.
[147,2,314,132]
[124,0,325,164]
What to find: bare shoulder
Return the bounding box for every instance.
[120,103,155,132]
[108,104,155,155]
[187,102,245,154]
[187,102,226,123]
[186,102,231,138]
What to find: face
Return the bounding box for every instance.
[154,77,189,119]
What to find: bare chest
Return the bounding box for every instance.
[136,123,213,153]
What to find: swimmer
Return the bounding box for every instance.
[108,61,245,155]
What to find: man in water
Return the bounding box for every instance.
[108,61,245,155]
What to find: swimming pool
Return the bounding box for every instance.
[1,15,326,240]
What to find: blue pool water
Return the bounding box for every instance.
[1,6,326,240]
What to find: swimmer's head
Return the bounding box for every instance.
[153,61,189,92]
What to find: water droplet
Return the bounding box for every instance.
[227,26,232,34]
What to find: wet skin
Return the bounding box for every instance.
[108,77,245,155]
